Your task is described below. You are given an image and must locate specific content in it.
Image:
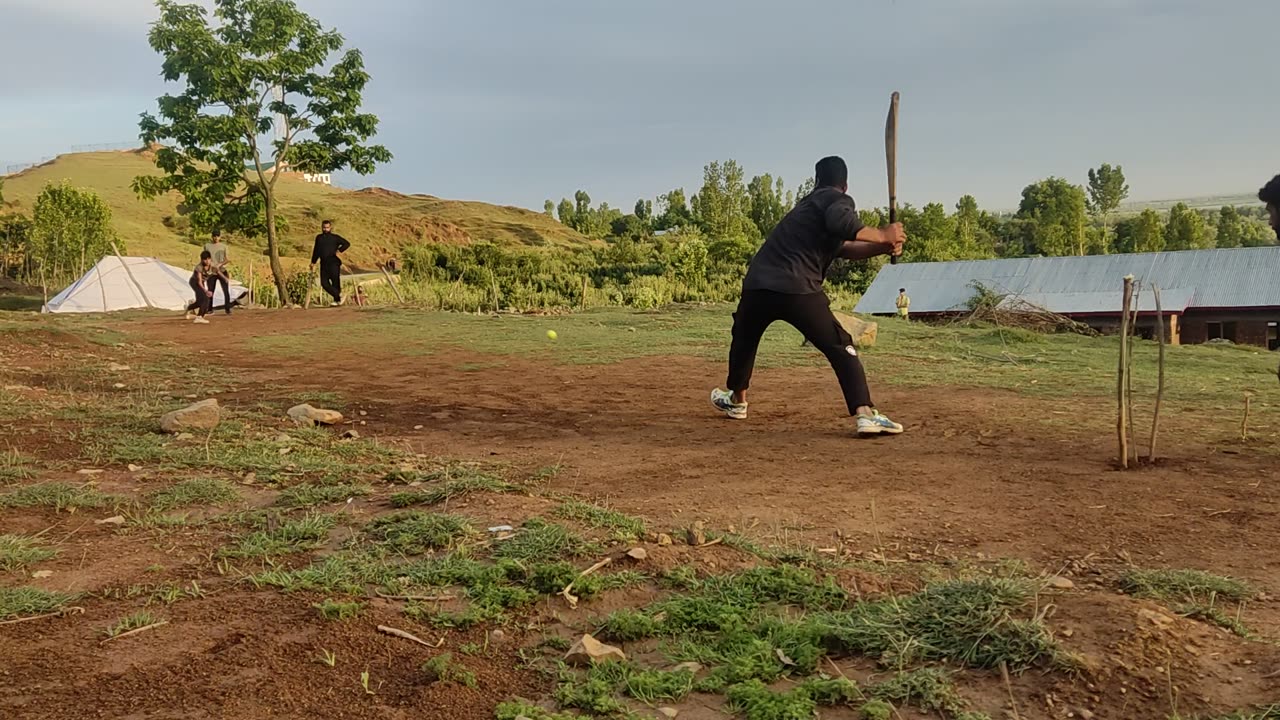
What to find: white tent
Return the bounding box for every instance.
[42,256,249,314]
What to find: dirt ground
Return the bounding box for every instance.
[3,308,1279,720]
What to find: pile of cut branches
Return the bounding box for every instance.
[955,282,1096,337]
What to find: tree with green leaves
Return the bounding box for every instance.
[0,177,6,206]
[1016,177,1089,256]
[543,200,555,216]
[1165,202,1212,251]
[692,160,757,244]
[31,182,118,285]
[634,199,652,223]
[133,0,392,304]
[1086,164,1129,244]
[794,177,816,201]
[0,213,33,279]
[1127,209,1165,253]
[1241,216,1276,247]
[655,188,695,230]
[556,198,575,227]
[1215,206,1243,248]
[747,174,787,239]
[953,194,996,259]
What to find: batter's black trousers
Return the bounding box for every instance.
[726,290,872,414]
[319,258,342,303]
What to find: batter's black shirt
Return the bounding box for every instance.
[311,232,351,264]
[741,186,865,295]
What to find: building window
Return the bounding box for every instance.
[1207,322,1222,340]
[1269,322,1279,351]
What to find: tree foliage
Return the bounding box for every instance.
[30,182,119,286]
[1216,206,1243,248]
[1165,202,1212,251]
[691,160,758,245]
[132,0,392,304]
[1016,177,1090,256]
[747,173,788,240]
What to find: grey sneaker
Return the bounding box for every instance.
[856,411,903,436]
[710,388,748,420]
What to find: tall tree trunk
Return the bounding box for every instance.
[264,189,288,306]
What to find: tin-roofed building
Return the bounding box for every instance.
[854,247,1280,349]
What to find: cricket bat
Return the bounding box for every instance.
[885,91,901,265]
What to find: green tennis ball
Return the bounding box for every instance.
[547,330,557,340]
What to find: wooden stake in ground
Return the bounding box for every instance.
[1242,393,1252,440]
[247,262,254,308]
[1117,275,1134,469]
[1149,286,1166,462]
[1127,282,1140,467]
[304,266,317,308]
[379,263,405,304]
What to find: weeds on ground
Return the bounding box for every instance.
[220,513,338,558]
[0,449,35,484]
[1179,705,1280,720]
[314,598,363,621]
[554,499,646,542]
[148,478,240,511]
[0,534,58,571]
[104,610,160,637]
[0,482,118,511]
[870,668,981,717]
[421,652,478,688]
[365,511,474,554]
[492,519,601,563]
[723,677,861,720]
[1121,568,1255,636]
[0,586,76,619]
[495,701,578,720]
[252,553,394,595]
[389,468,514,507]
[277,482,371,508]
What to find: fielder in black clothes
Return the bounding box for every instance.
[712,156,907,436]
[311,219,351,305]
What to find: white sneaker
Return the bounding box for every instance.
[336,297,346,307]
[856,411,904,436]
[183,312,195,320]
[193,316,210,325]
[710,388,748,420]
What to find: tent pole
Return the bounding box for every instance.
[97,259,109,312]
[109,242,155,309]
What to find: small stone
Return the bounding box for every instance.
[77,469,103,475]
[413,425,424,430]
[176,432,195,441]
[185,394,198,400]
[657,533,673,547]
[274,433,293,444]
[32,570,53,579]
[626,547,648,561]
[108,363,130,372]
[1062,628,1075,638]
[1046,576,1075,590]
[241,472,257,485]
[658,708,679,719]
[1077,709,1095,720]
[286,404,344,427]
[359,410,368,417]
[95,516,126,526]
[278,447,292,456]
[112,383,126,389]
[340,429,360,440]
[490,629,505,641]
[127,464,142,473]
[160,398,221,433]
[564,634,626,666]
[687,521,706,546]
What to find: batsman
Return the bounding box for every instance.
[711,154,906,436]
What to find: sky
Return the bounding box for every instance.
[1,0,1276,213]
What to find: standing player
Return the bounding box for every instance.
[310,219,351,306]
[896,288,911,320]
[184,250,224,325]
[711,156,906,436]
[203,229,233,314]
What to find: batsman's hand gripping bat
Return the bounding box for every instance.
[885,91,901,264]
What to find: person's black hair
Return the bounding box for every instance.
[322,219,333,226]
[200,250,212,260]
[899,288,906,293]
[815,156,848,189]
[1259,175,1280,205]
[211,229,221,237]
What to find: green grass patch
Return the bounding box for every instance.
[104,610,161,638]
[554,499,646,542]
[220,513,338,558]
[0,449,36,484]
[148,478,240,511]
[0,586,76,620]
[421,652,478,688]
[0,482,118,511]
[313,598,363,621]
[724,679,818,720]
[0,534,58,571]
[365,511,474,554]
[252,553,395,595]
[276,482,372,508]
[494,701,578,720]
[491,519,601,563]
[1121,568,1253,603]
[389,466,514,507]
[1181,705,1280,720]
[870,668,989,719]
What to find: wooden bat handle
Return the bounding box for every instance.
[886,91,900,265]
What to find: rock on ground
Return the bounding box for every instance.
[287,404,344,426]
[160,399,221,434]
[564,634,626,666]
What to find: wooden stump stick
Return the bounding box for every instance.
[1118,276,1134,469]
[380,264,405,304]
[1149,286,1166,462]
[1127,282,1140,467]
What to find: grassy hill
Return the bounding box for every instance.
[1,150,591,273]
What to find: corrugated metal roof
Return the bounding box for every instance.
[854,247,1280,316]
